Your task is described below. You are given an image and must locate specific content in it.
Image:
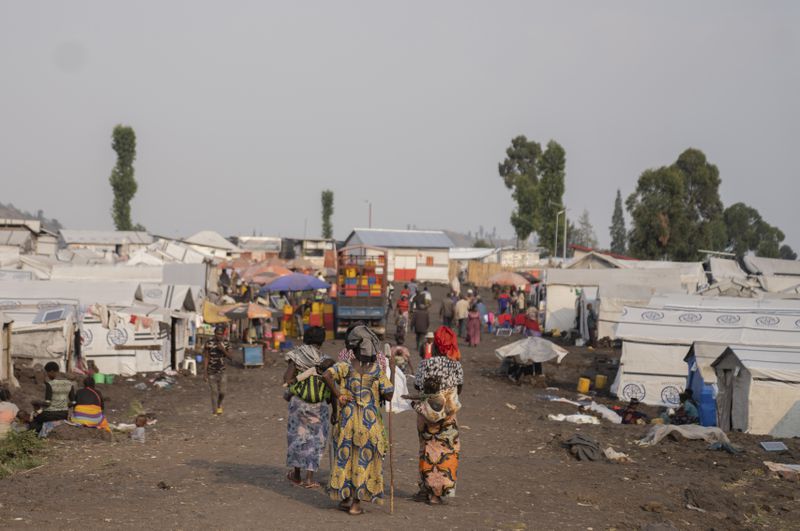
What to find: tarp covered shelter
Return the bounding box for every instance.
[743,256,800,278]
[614,295,800,406]
[713,345,800,437]
[543,268,684,336]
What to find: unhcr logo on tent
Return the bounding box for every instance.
[641,311,664,321]
[678,312,702,323]
[755,316,781,327]
[716,314,741,325]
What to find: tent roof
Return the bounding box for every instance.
[235,236,282,252]
[566,251,628,269]
[345,228,454,249]
[185,231,240,251]
[544,268,684,289]
[0,229,33,247]
[135,283,198,312]
[449,247,501,261]
[743,256,800,277]
[713,345,800,381]
[646,294,800,312]
[0,280,140,308]
[59,230,153,245]
[616,301,800,349]
[709,257,747,282]
[684,341,731,383]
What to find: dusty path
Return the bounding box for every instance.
[1,289,798,530]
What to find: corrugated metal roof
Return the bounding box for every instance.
[185,231,240,251]
[346,228,453,249]
[236,236,282,252]
[60,230,153,245]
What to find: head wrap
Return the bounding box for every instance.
[345,324,382,361]
[433,326,460,361]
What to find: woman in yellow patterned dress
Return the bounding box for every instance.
[323,325,393,516]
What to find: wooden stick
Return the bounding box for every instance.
[388,344,395,515]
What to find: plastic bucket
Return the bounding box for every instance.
[595,374,608,390]
[104,374,115,385]
[93,373,105,385]
[577,377,591,394]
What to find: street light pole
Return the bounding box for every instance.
[364,200,372,228]
[563,210,568,260]
[554,209,565,260]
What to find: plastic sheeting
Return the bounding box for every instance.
[495,337,568,365]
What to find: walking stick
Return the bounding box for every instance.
[387,343,395,515]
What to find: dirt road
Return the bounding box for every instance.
[1,291,798,530]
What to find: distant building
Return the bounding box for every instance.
[59,229,153,255]
[184,230,242,259]
[343,228,453,283]
[281,238,337,270]
[233,236,282,261]
[0,219,58,256]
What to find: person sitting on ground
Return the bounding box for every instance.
[620,398,647,425]
[30,362,75,435]
[0,387,19,440]
[71,376,110,431]
[391,335,413,375]
[662,390,699,425]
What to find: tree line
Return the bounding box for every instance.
[500,137,796,261]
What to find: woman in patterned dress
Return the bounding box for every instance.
[413,326,464,504]
[323,325,393,516]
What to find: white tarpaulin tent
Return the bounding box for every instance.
[597,282,686,340]
[713,346,800,437]
[495,337,568,364]
[614,295,800,406]
[543,268,684,335]
[709,258,748,282]
[743,256,800,278]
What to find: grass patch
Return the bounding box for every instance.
[0,430,46,478]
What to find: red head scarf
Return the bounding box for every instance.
[433,326,461,362]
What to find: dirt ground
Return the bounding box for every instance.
[1,285,799,530]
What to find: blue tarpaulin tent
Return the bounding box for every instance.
[258,273,329,294]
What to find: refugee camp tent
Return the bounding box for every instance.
[614,295,800,407]
[0,312,15,386]
[742,256,800,278]
[708,258,748,282]
[543,268,684,336]
[684,342,731,426]
[713,346,800,437]
[597,282,685,340]
[184,230,241,259]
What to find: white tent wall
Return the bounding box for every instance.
[614,300,800,407]
[543,269,684,335]
[713,347,800,437]
[598,283,686,340]
[82,317,170,375]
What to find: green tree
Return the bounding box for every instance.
[573,209,598,249]
[780,245,797,260]
[321,190,334,239]
[537,141,567,254]
[609,189,627,254]
[627,149,724,260]
[499,136,541,244]
[723,202,789,258]
[473,238,491,248]
[108,125,142,231]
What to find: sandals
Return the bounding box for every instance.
[302,481,321,489]
[348,506,364,516]
[286,472,301,486]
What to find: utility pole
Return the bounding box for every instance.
[364,200,372,228]
[554,209,565,259]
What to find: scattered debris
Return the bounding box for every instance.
[565,434,601,461]
[760,441,788,452]
[133,383,148,391]
[636,424,731,447]
[640,501,666,513]
[764,461,800,480]
[157,481,172,490]
[603,447,632,463]
[505,403,517,410]
[548,413,600,425]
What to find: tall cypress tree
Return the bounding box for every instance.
[321,190,334,239]
[109,125,141,231]
[609,189,626,254]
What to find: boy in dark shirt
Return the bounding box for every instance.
[203,325,233,415]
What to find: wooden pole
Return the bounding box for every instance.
[387,344,395,515]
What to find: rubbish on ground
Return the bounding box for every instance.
[157,481,171,490]
[760,441,789,452]
[548,413,600,425]
[763,461,800,480]
[133,383,147,390]
[564,434,601,461]
[707,441,742,454]
[131,426,146,443]
[582,402,622,424]
[640,501,665,513]
[505,403,517,410]
[636,425,731,447]
[113,423,136,432]
[604,447,632,463]
[545,397,582,406]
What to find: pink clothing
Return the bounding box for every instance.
[467,311,481,347]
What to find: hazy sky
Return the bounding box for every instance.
[1,2,798,249]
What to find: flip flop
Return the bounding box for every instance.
[348,507,364,516]
[286,472,301,485]
[302,481,321,489]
